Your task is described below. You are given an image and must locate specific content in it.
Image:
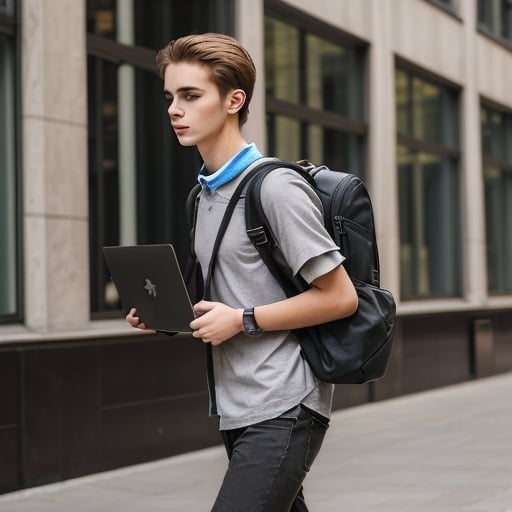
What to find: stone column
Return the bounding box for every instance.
[236,0,267,152]
[22,0,89,332]
[368,0,400,297]
[460,0,488,306]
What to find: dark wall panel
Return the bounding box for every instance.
[18,335,218,489]
[0,427,19,493]
[22,345,102,486]
[401,315,472,394]
[100,334,207,406]
[332,383,369,410]
[493,312,512,374]
[0,350,18,426]
[1,307,511,495]
[101,394,218,471]
[99,334,219,471]
[0,349,19,492]
[22,348,63,486]
[0,350,20,492]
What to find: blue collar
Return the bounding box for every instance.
[198,144,263,193]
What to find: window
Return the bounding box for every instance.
[264,2,367,177]
[482,103,512,294]
[87,0,234,315]
[478,0,512,46]
[0,0,19,322]
[426,0,458,13]
[395,66,461,300]
[0,0,15,18]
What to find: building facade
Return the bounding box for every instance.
[1,0,511,493]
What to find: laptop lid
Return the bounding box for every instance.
[103,244,195,334]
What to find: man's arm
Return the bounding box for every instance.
[190,263,357,345]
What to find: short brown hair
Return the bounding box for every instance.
[156,33,256,126]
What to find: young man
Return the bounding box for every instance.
[127,33,358,511]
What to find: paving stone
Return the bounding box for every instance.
[1,373,511,512]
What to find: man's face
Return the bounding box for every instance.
[163,61,230,150]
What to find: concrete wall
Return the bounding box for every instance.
[252,0,512,316]
[21,0,89,333]
[7,0,511,341]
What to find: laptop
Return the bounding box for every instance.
[103,244,195,334]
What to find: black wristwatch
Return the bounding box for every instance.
[242,307,263,337]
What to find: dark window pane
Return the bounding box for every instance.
[265,12,366,177]
[485,166,512,292]
[87,0,116,39]
[482,107,507,161]
[0,0,15,17]
[398,147,461,298]
[427,0,456,13]
[0,34,17,318]
[412,78,442,144]
[305,33,356,117]
[395,69,410,136]
[307,124,364,173]
[87,0,225,314]
[482,103,512,294]
[264,18,300,104]
[477,0,512,44]
[266,114,301,162]
[266,115,364,175]
[88,57,120,312]
[396,70,458,148]
[396,67,461,298]
[135,0,213,50]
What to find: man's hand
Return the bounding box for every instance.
[125,307,157,333]
[190,301,243,345]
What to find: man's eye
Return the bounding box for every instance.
[185,94,198,100]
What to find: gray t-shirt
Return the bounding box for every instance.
[194,159,344,430]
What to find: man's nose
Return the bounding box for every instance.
[168,101,184,118]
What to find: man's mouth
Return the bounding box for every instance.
[173,125,189,135]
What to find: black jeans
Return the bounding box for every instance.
[211,404,329,512]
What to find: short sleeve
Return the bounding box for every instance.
[259,167,344,283]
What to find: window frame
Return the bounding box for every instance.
[477,0,512,50]
[264,0,368,177]
[395,57,462,301]
[87,0,234,318]
[395,57,461,157]
[481,97,512,295]
[0,0,22,324]
[423,0,460,17]
[87,16,157,316]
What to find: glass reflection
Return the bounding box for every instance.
[306,34,348,116]
[265,17,300,103]
[398,147,460,298]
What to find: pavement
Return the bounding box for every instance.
[1,372,512,512]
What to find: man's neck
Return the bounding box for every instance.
[198,124,247,174]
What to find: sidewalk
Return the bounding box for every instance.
[1,373,512,511]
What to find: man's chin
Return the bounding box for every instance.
[175,136,196,147]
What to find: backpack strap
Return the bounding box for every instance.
[185,183,202,258]
[199,163,276,416]
[183,183,203,303]
[244,160,314,298]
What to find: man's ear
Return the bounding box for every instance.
[227,89,246,115]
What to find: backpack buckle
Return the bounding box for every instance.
[247,226,269,246]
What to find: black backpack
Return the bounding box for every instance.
[186,159,396,384]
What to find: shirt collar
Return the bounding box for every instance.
[198,143,263,193]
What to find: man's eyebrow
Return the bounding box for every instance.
[163,86,204,95]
